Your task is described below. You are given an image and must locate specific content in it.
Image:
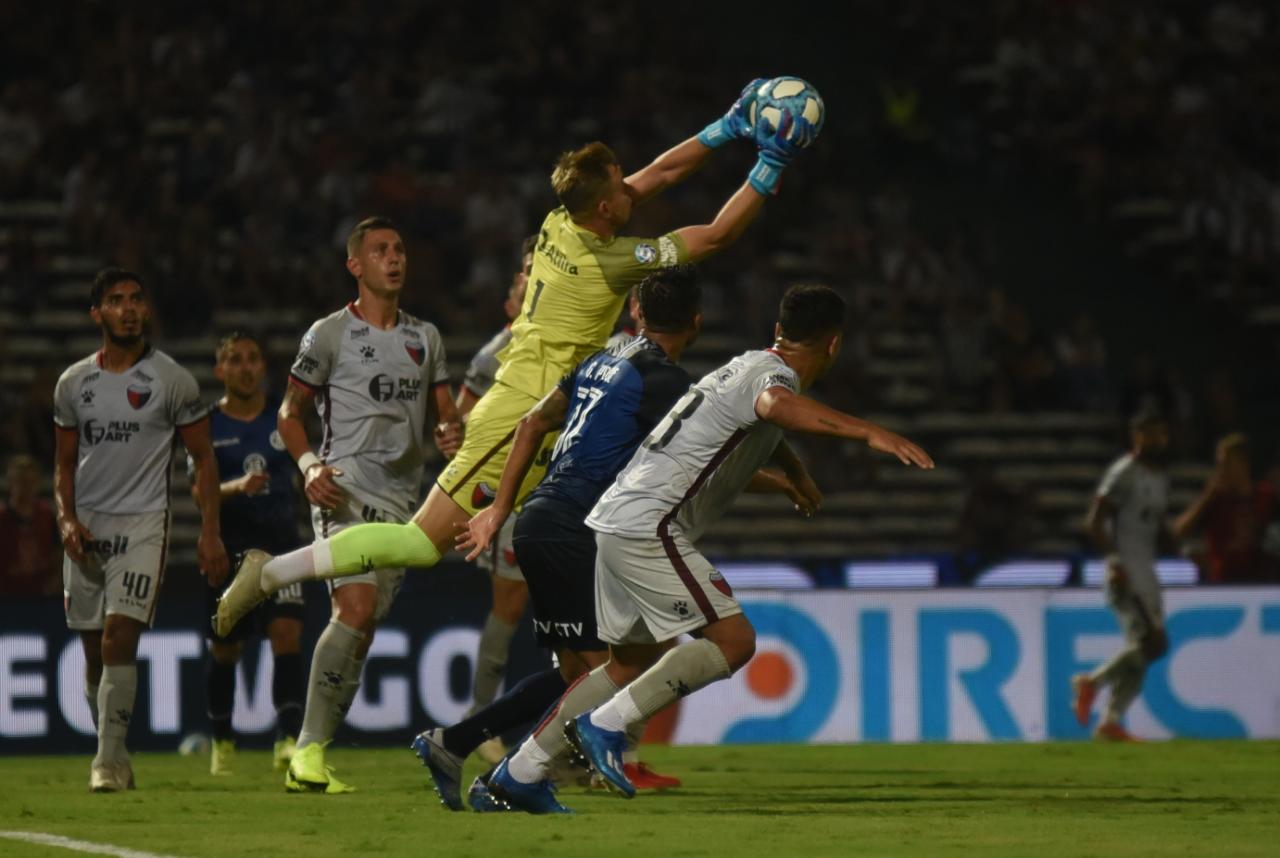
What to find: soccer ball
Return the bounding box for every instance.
[751,77,825,149]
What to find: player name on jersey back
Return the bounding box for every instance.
[587,349,799,542]
[53,347,206,514]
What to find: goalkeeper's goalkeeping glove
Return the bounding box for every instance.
[747,109,818,196]
[697,78,767,148]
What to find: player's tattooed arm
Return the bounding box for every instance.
[456,387,570,561]
[53,425,93,566]
[179,418,230,586]
[625,136,715,205]
[432,383,464,459]
[755,387,934,469]
[279,379,345,511]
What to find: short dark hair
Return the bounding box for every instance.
[215,330,261,362]
[346,216,398,257]
[778,284,846,342]
[636,265,702,333]
[551,142,619,217]
[90,267,144,307]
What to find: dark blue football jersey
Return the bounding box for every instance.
[193,401,301,554]
[529,336,691,517]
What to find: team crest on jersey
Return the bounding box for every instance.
[708,569,733,597]
[126,384,152,409]
[471,482,497,509]
[404,341,425,366]
[269,430,286,451]
[634,243,657,264]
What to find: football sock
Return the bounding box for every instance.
[591,639,730,732]
[206,656,236,742]
[465,613,518,715]
[1089,645,1144,690]
[1104,662,1147,724]
[85,680,99,728]
[262,522,441,591]
[444,667,566,758]
[297,620,366,749]
[95,664,137,766]
[623,720,645,763]
[273,652,305,740]
[507,665,619,784]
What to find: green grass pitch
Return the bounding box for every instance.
[1,742,1276,857]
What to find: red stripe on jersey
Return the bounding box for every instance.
[655,428,748,622]
[288,373,319,393]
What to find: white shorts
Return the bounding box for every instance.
[593,530,741,646]
[312,497,405,623]
[64,509,170,630]
[473,515,524,582]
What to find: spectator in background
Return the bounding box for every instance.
[0,454,61,596]
[1174,433,1278,583]
[1055,313,1110,412]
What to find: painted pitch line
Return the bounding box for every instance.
[0,831,186,858]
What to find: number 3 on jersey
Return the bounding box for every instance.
[643,389,704,452]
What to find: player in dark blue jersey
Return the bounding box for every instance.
[191,332,306,776]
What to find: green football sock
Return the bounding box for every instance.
[263,522,441,590]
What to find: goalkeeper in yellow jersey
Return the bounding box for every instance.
[216,80,818,676]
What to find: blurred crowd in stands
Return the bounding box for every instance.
[1,1,1277,587]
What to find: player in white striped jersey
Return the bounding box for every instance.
[1073,408,1172,741]
[489,284,934,812]
[457,236,534,765]
[242,216,460,793]
[53,268,228,792]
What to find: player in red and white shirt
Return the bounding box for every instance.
[488,284,933,812]
[53,268,227,792]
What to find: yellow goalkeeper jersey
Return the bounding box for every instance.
[494,207,689,397]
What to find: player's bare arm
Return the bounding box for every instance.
[432,383,464,459]
[53,425,93,565]
[624,137,714,205]
[179,417,230,585]
[1172,469,1223,539]
[1085,494,1128,588]
[456,387,571,560]
[455,385,481,421]
[755,387,934,469]
[675,183,767,262]
[279,379,344,511]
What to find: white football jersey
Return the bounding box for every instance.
[1097,453,1170,585]
[53,346,206,514]
[289,303,450,518]
[587,349,798,542]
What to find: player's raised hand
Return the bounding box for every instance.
[59,516,95,566]
[199,530,230,587]
[304,463,346,511]
[434,420,464,459]
[867,428,934,469]
[698,78,767,148]
[455,506,507,562]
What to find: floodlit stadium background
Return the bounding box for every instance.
[2,1,1278,749]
